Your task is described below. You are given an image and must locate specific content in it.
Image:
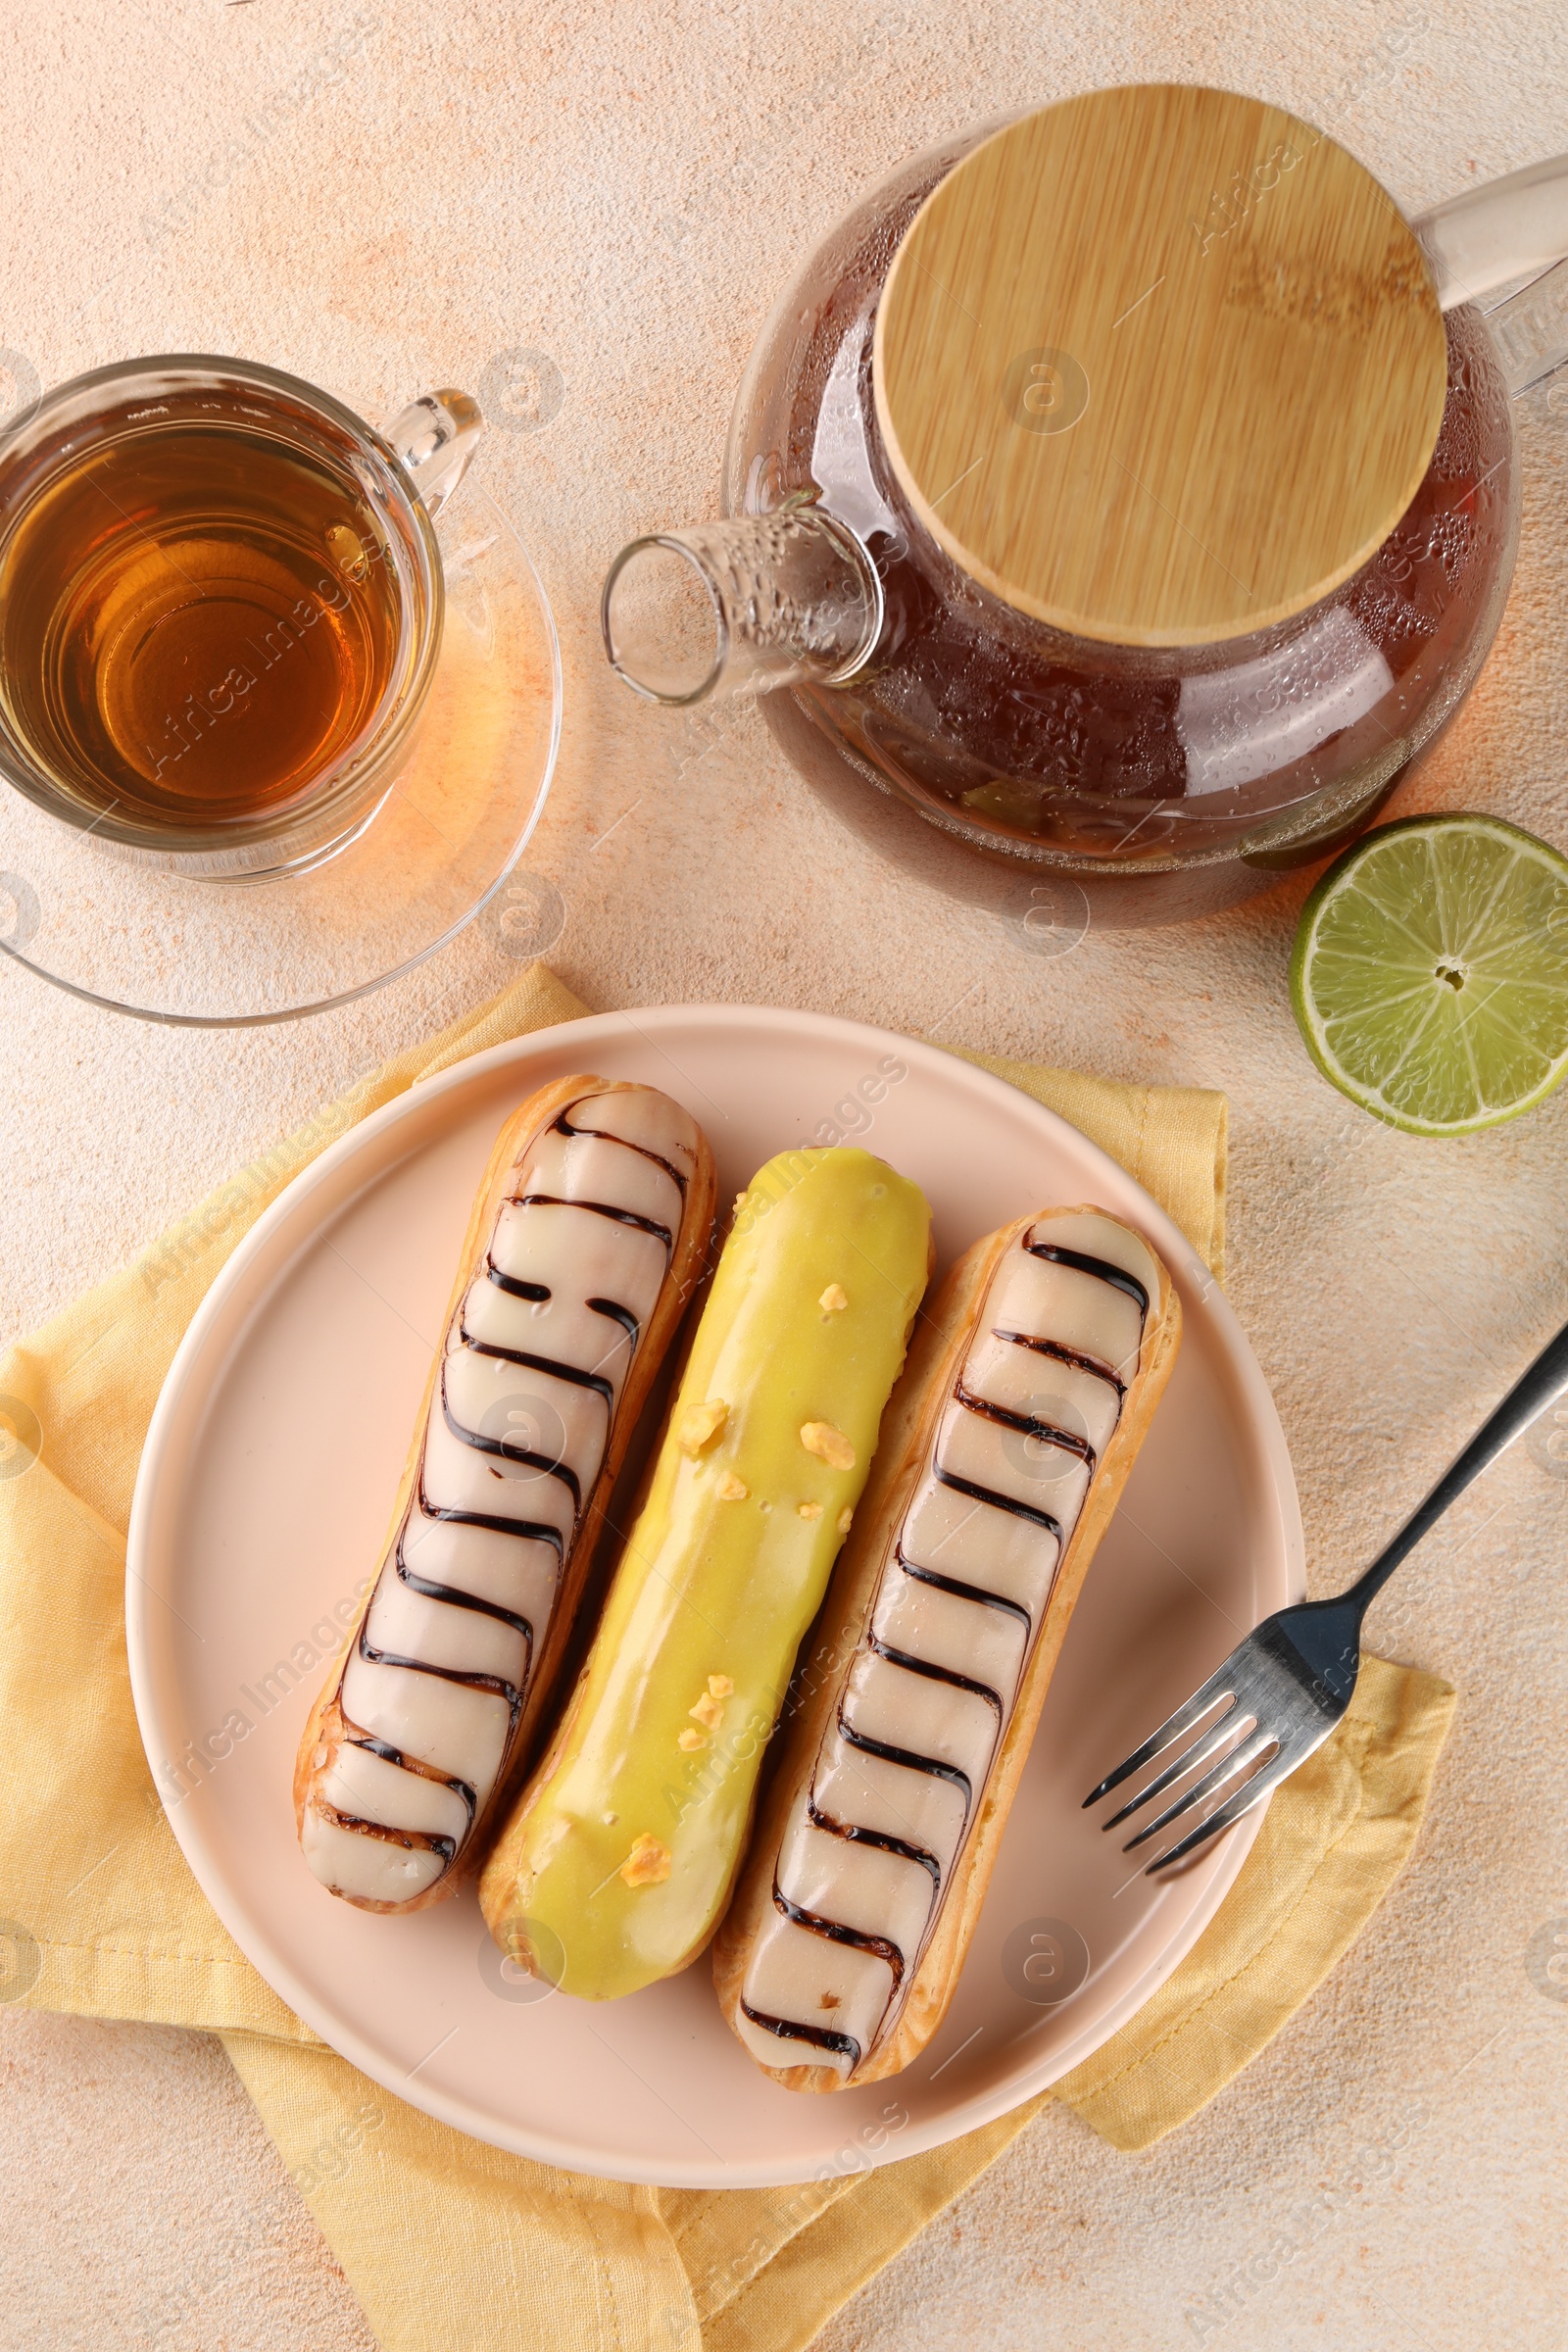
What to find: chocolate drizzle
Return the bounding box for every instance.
[772,1883,906,1988]
[342,1724,477,1829]
[587,1296,640,1344]
[896,1544,1032,1633]
[396,1531,535,1641]
[1023,1235,1150,1319]
[517,1191,674,1255]
[834,1703,974,1816]
[934,1463,1063,1537]
[358,1621,526,1736]
[315,1804,458,1864]
[993,1330,1127,1396]
[416,1475,564,1558]
[553,1105,691,1195]
[458,1315,616,1406]
[441,1376,584,1517]
[747,1222,1154,2078]
[486,1265,550,1302]
[315,1090,691,1898]
[954,1379,1097,1471]
[740,2000,860,2067]
[867,1635,1004,1723]
[486,1265,644,1351]
[807,1795,942,1891]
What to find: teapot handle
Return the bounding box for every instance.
[1414,152,1568,309]
[1482,259,1568,400]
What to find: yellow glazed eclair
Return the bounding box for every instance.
[713,1205,1180,2086]
[479,1145,933,1998]
[294,1076,716,1913]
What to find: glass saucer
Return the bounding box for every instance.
[0,474,561,1026]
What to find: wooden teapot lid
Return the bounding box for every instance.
[873,85,1447,647]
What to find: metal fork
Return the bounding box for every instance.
[1084,1309,1568,1872]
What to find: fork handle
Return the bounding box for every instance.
[1346,1311,1568,1613]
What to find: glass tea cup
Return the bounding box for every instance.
[0,355,481,880]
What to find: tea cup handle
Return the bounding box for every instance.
[384,388,482,518]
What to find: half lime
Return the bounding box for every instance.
[1290,813,1568,1136]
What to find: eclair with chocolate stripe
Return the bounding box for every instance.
[294,1076,716,1913]
[713,1205,1180,2086]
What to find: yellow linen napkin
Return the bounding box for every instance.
[0,971,1453,2352]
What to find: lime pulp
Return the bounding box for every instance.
[1289,813,1568,1136]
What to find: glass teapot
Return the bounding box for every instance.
[603,87,1568,924]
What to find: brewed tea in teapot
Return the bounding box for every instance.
[605,86,1568,923]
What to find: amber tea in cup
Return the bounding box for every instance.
[3,424,404,827]
[0,358,478,877]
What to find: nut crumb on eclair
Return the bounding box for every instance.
[677,1398,728,1456]
[619,1833,672,1887]
[801,1421,855,1470]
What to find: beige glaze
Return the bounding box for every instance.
[722,1208,1177,2086]
[294,1079,713,1910]
[735,1213,1158,2077]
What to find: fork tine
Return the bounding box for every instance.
[1082,1656,1240,1808]
[1142,1744,1300,1872]
[1102,1698,1250,1831]
[1122,1725,1279,1851]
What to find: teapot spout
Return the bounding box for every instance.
[602,506,881,705]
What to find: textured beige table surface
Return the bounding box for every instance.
[3,3,1567,2347]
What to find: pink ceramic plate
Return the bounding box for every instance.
[126,1005,1300,2188]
